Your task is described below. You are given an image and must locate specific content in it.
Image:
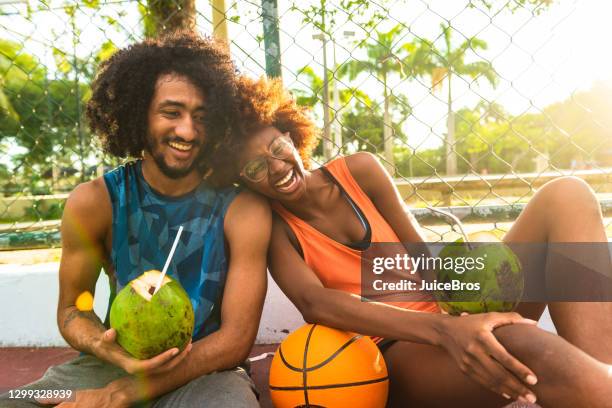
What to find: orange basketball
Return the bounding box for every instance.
[269,324,389,408]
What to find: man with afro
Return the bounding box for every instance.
[2,32,269,407]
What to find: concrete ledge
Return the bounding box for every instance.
[0,263,303,346]
[0,262,556,347]
[0,263,110,347]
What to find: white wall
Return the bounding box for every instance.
[0,263,110,346]
[0,264,555,346]
[0,264,303,346]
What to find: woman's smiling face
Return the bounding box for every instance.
[237,126,308,201]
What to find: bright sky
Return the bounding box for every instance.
[2,0,612,155]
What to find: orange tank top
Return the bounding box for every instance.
[271,157,439,323]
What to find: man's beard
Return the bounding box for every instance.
[146,135,202,180]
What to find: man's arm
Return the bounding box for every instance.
[57,179,112,353]
[57,179,188,376]
[106,190,271,403]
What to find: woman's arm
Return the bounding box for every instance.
[268,215,447,343]
[268,214,537,399]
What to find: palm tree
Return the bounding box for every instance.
[423,23,498,175]
[338,25,426,175]
[293,65,371,109]
[292,65,372,156]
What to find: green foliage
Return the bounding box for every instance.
[470,0,555,14]
[395,146,444,177]
[24,200,65,221]
[416,23,498,174]
[543,82,612,168]
[420,23,498,90]
[453,101,531,173]
[0,36,114,193]
[339,24,414,84]
[340,103,407,152]
[293,65,372,109]
[139,2,157,38]
[0,76,18,121]
[0,162,10,188]
[0,0,187,199]
[81,0,100,9]
[449,83,612,174]
[293,0,397,34]
[334,24,432,171]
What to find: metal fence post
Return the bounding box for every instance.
[262,0,282,79]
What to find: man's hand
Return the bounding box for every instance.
[94,328,193,375]
[439,312,539,403]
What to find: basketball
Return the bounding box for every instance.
[269,324,389,408]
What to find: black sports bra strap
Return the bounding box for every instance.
[320,165,372,249]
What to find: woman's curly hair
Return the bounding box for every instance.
[86,31,238,172]
[206,75,320,186]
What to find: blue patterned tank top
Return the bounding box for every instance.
[103,161,240,341]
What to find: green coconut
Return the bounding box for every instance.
[110,270,194,359]
[435,240,524,315]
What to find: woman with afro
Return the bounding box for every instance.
[211,75,612,407]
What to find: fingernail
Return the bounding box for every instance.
[526,393,537,403]
[526,374,538,385]
[172,349,179,356]
[502,393,511,400]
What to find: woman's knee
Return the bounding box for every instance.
[538,176,599,214]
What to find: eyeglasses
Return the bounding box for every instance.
[240,134,295,182]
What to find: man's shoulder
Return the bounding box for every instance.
[224,190,271,227]
[65,177,111,222]
[227,190,269,213]
[68,177,109,207]
[62,177,112,241]
[223,191,272,255]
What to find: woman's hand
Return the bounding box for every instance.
[438,312,539,403]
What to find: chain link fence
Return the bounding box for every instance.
[1,0,611,249]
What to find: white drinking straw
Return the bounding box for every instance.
[153,225,184,295]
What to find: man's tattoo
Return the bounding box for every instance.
[63,308,106,331]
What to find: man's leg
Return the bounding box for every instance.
[152,367,259,408]
[0,355,128,407]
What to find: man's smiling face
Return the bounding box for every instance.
[145,73,207,179]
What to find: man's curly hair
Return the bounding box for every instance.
[206,75,319,186]
[86,31,238,172]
